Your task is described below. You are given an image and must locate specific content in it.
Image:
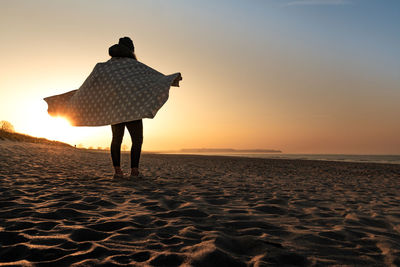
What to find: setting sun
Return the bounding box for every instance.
[30,115,78,143]
[22,101,97,146]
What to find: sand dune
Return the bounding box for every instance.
[0,141,399,266]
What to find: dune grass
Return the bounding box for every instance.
[0,129,71,147]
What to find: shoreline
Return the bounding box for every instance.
[73,147,400,166]
[160,152,400,165]
[2,138,398,165]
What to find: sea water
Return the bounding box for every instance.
[171,153,400,165]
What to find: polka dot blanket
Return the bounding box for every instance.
[44,58,181,126]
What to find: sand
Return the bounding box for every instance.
[0,141,400,266]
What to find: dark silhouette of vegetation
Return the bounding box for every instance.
[0,128,71,147]
[0,121,15,133]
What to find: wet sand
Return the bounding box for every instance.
[0,141,400,266]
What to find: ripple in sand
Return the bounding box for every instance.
[33,208,87,220]
[55,246,114,266]
[7,221,35,231]
[254,204,287,215]
[36,221,59,230]
[92,199,117,208]
[359,216,391,229]
[0,244,30,262]
[69,228,109,242]
[109,233,133,241]
[294,233,341,246]
[26,247,70,262]
[191,247,246,267]
[58,240,80,250]
[118,228,151,238]
[160,237,183,245]
[179,226,203,239]
[204,198,229,205]
[156,209,209,218]
[238,228,264,236]
[110,254,132,264]
[131,251,151,262]
[223,220,283,231]
[149,253,185,266]
[0,231,29,245]
[100,210,120,217]
[65,202,98,210]
[226,209,248,214]
[261,252,309,266]
[0,201,19,208]
[153,219,168,227]
[319,230,348,241]
[88,221,130,232]
[82,196,101,203]
[0,207,33,218]
[132,215,153,226]
[29,237,67,246]
[158,198,183,209]
[145,204,168,212]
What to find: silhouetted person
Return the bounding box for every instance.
[44,36,182,179]
[108,37,181,178]
[108,37,143,178]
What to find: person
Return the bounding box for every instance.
[108,37,181,178]
[44,36,182,179]
[108,37,142,179]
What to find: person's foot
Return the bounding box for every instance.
[130,168,140,178]
[113,167,124,179]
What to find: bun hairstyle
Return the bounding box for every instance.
[108,37,137,60]
[118,37,134,52]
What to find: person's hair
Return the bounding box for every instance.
[119,37,137,59]
[108,44,137,60]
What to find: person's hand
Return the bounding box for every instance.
[172,73,182,87]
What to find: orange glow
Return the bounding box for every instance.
[28,114,78,144]
[0,1,399,154]
[16,100,98,146]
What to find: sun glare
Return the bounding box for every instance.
[45,116,74,139]
[21,101,89,145]
[33,115,81,144]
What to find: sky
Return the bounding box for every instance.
[0,0,399,154]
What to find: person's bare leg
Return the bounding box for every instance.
[111,123,125,178]
[126,120,143,178]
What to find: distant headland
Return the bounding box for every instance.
[180,148,282,153]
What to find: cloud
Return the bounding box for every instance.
[284,0,352,6]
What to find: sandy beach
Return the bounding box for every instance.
[0,141,399,266]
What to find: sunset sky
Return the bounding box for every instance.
[1,0,399,154]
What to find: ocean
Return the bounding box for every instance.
[168,153,400,165]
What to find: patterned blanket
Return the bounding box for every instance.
[44,58,180,126]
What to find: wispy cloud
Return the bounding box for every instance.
[284,0,352,7]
